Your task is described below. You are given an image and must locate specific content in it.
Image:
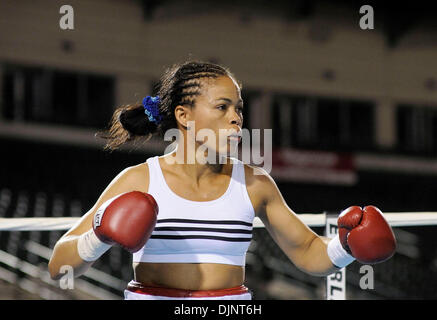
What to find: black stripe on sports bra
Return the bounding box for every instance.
[156,218,253,227]
[154,226,252,234]
[150,235,252,242]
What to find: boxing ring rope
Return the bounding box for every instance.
[1,212,437,231]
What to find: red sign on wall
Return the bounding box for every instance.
[271,148,357,185]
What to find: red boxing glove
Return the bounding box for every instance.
[77,191,158,262]
[338,206,396,264]
[93,191,158,253]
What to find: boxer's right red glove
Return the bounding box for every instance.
[338,206,396,264]
[77,191,158,262]
[327,206,396,268]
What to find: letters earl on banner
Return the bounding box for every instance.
[325,214,346,300]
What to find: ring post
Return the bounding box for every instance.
[325,211,346,300]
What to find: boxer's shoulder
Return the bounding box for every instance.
[243,164,277,209]
[243,164,274,190]
[109,162,150,194]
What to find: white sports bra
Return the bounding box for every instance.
[132,155,255,266]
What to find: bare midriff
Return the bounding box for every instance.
[133,262,245,290]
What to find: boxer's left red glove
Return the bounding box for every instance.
[327,206,397,268]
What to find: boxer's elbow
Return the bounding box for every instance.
[295,236,338,277]
[48,241,68,280]
[48,249,64,280]
[48,236,89,280]
[48,261,61,280]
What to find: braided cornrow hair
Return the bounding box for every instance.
[97,60,241,151]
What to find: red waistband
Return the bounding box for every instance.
[126,281,249,298]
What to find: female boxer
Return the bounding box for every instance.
[48,61,396,300]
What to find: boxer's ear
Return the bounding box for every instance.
[174,105,193,130]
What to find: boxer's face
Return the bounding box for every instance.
[177,76,243,159]
[188,75,243,157]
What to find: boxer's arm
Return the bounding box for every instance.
[48,163,148,280]
[253,167,338,277]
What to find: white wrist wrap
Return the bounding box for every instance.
[77,229,111,262]
[327,234,355,268]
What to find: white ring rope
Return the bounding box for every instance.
[0,217,80,231]
[1,212,437,231]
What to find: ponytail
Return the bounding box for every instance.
[96,102,158,151]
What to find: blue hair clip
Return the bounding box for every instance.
[142,96,162,124]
